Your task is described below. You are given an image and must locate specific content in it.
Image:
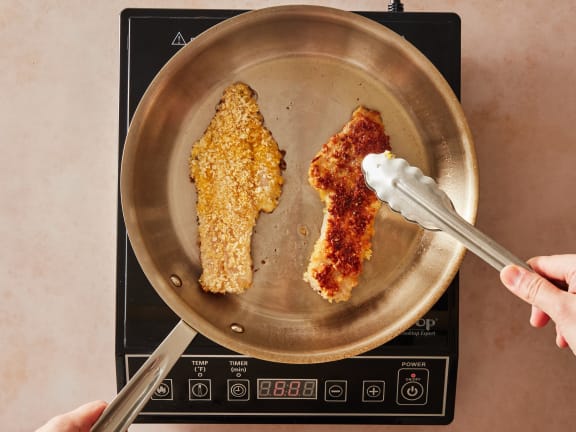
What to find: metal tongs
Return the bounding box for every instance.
[361,152,531,272]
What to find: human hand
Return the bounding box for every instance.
[35,400,107,432]
[500,254,576,355]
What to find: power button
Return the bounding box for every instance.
[400,381,425,400]
[396,368,428,405]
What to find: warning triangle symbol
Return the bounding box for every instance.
[171,32,187,46]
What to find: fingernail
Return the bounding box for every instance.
[501,265,522,287]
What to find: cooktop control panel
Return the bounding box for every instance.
[126,355,449,420]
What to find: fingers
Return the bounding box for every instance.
[501,257,576,356]
[556,324,569,348]
[35,401,107,432]
[530,305,550,328]
[530,306,568,348]
[500,265,567,322]
[528,255,576,287]
[68,400,107,429]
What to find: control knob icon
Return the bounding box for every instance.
[152,380,173,400]
[155,383,169,397]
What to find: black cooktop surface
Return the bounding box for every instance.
[116,8,461,425]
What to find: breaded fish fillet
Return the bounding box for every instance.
[304,107,391,302]
[189,82,283,294]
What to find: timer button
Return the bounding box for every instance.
[324,380,347,402]
[228,379,250,401]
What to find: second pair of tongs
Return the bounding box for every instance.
[361,152,531,272]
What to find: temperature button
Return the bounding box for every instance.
[188,379,211,401]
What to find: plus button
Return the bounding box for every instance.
[362,380,385,402]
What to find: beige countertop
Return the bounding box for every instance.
[2,0,576,431]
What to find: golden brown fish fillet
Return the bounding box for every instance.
[189,82,283,294]
[304,107,391,302]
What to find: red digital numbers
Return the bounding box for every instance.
[272,380,286,397]
[258,379,316,399]
[287,380,301,397]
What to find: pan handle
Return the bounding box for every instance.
[91,320,198,432]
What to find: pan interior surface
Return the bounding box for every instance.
[121,6,477,363]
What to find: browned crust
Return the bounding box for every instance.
[304,107,391,302]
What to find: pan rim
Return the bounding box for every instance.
[120,5,478,364]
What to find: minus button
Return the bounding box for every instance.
[325,380,347,402]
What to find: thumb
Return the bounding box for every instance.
[35,400,107,432]
[68,400,108,430]
[500,265,564,321]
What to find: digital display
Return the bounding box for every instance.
[257,379,317,400]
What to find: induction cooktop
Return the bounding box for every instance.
[116,7,461,425]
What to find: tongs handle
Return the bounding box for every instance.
[420,194,530,272]
[91,320,198,432]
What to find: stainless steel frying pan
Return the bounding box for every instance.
[92,5,478,431]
